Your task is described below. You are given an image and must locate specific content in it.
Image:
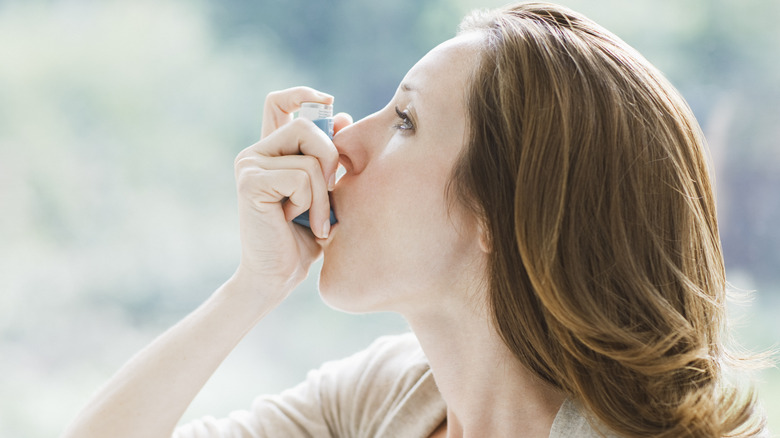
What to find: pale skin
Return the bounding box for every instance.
[62,33,564,438]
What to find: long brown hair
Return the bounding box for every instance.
[451,3,767,437]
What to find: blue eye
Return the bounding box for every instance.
[394,106,415,132]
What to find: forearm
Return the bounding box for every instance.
[62,274,284,438]
[62,87,336,438]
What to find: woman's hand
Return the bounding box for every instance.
[232,87,349,298]
[61,86,354,438]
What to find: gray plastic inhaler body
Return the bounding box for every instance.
[291,102,338,229]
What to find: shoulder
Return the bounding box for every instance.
[346,333,445,437]
[327,332,429,384]
[173,333,440,438]
[315,333,446,437]
[316,332,440,434]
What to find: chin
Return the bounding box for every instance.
[318,257,365,314]
[317,253,396,315]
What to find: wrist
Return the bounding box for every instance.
[216,267,297,317]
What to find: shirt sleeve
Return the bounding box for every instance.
[172,333,434,438]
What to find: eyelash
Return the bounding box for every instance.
[393,106,415,132]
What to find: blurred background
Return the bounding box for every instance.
[0,0,778,436]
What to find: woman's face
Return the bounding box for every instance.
[318,33,486,314]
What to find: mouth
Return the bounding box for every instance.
[328,191,338,220]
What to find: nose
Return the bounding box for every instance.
[332,110,386,176]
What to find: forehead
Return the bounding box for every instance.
[399,33,483,110]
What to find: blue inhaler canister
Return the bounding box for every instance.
[291,102,338,229]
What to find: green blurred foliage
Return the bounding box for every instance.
[0,0,778,436]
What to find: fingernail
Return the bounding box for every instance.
[322,220,330,239]
[328,174,336,191]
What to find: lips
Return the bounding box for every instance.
[328,191,338,222]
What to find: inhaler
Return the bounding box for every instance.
[291,102,338,230]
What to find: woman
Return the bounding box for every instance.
[63,2,768,437]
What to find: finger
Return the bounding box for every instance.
[262,87,334,139]
[236,167,312,218]
[255,154,332,237]
[333,112,353,134]
[240,119,340,191]
[236,155,332,238]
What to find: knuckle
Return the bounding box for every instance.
[293,169,310,189]
[234,156,260,173]
[290,117,313,131]
[324,146,339,164]
[234,148,250,166]
[234,154,248,170]
[265,90,283,104]
[236,168,263,195]
[234,144,262,167]
[300,155,321,174]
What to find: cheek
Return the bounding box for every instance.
[365,155,452,253]
[319,154,463,310]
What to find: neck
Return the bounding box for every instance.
[403,296,565,438]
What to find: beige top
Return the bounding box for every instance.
[174,333,617,437]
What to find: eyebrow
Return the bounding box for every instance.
[400,82,417,93]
